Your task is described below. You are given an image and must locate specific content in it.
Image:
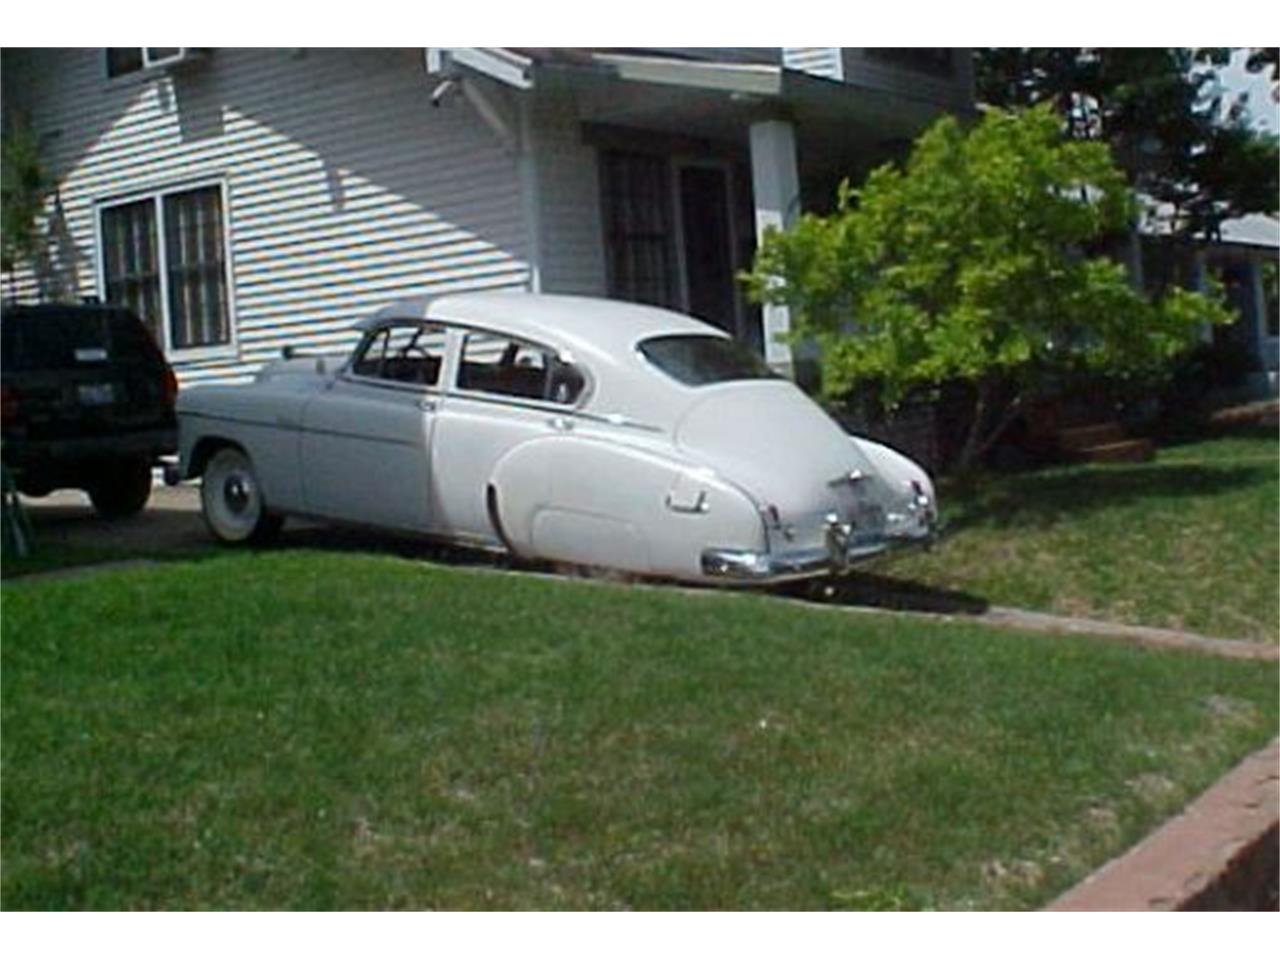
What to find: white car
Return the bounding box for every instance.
[177,292,937,583]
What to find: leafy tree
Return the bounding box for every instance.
[1,117,50,286]
[745,106,1233,470]
[974,48,1279,238]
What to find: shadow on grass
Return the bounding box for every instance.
[7,507,994,623]
[1158,422,1278,449]
[271,523,515,570]
[942,463,1272,534]
[3,502,214,580]
[774,571,990,616]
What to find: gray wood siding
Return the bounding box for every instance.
[531,93,606,298]
[4,48,529,386]
[842,49,974,110]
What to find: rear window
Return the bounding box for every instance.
[1,309,162,373]
[638,335,777,387]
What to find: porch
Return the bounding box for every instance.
[430,49,966,373]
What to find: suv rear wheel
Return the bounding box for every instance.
[88,457,153,518]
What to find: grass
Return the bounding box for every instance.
[3,550,1276,910]
[865,427,1279,643]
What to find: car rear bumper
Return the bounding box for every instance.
[3,427,177,466]
[701,509,940,584]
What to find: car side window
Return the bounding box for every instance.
[457,332,585,405]
[350,323,445,386]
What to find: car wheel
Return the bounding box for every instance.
[201,447,283,545]
[88,457,152,519]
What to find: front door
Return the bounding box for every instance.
[600,150,741,336]
[677,164,738,335]
[299,321,445,531]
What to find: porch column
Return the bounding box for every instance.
[1247,254,1272,390]
[749,119,800,374]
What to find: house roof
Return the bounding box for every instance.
[1138,200,1280,250]
[436,47,790,98]
[1217,213,1280,250]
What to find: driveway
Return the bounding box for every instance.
[16,483,477,566]
[18,484,210,554]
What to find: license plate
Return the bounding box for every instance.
[77,383,115,406]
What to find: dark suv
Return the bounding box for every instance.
[1,303,178,517]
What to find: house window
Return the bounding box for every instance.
[105,49,144,78]
[600,151,679,311]
[99,183,234,356]
[100,199,162,344]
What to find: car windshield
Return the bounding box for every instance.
[638,335,777,387]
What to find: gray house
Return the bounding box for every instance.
[1,47,975,387]
[1147,213,1280,397]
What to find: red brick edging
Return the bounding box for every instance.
[1046,739,1279,911]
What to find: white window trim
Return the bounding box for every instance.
[94,177,240,363]
[102,48,193,82]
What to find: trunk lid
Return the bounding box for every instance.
[674,381,905,550]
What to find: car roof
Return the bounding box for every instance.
[362,291,725,357]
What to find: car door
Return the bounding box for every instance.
[299,321,446,532]
[429,328,588,543]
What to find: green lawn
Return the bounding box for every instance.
[865,427,1279,643]
[3,551,1276,910]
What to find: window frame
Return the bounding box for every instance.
[343,320,449,392]
[103,48,193,81]
[636,332,780,389]
[449,324,592,410]
[94,177,239,362]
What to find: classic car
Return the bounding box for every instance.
[176,292,937,583]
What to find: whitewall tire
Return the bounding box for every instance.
[201,447,283,545]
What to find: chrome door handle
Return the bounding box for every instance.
[548,416,574,432]
[418,398,437,412]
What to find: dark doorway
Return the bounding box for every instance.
[677,165,737,334]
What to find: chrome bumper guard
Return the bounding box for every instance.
[701,498,940,583]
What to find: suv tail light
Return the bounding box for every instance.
[162,367,179,407]
[1,384,20,426]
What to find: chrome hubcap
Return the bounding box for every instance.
[223,473,253,514]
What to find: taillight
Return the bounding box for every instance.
[1,384,19,426]
[162,367,179,407]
